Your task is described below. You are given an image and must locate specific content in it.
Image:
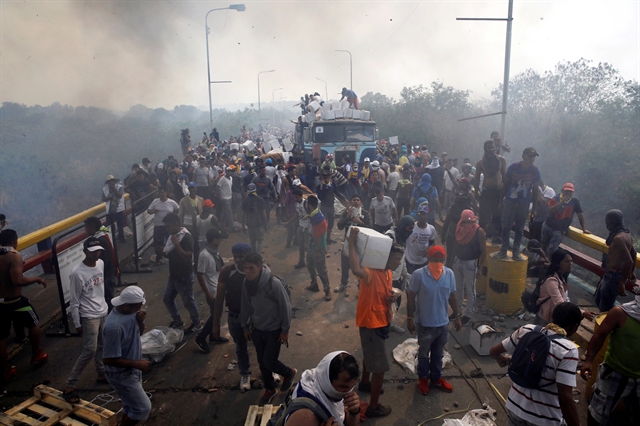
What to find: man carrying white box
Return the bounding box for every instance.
[347,227,404,418]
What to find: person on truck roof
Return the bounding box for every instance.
[340,88,359,110]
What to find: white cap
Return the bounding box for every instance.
[292,179,301,186]
[111,286,146,307]
[363,157,370,162]
[371,160,380,167]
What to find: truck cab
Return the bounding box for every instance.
[299,119,378,166]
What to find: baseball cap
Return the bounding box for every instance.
[84,237,104,252]
[417,203,430,214]
[111,285,146,307]
[205,228,226,241]
[371,160,380,167]
[427,245,446,259]
[292,179,301,187]
[322,171,330,177]
[188,182,197,188]
[226,166,234,171]
[247,183,257,193]
[203,199,214,208]
[232,242,252,255]
[104,175,116,183]
[179,174,188,180]
[563,183,575,191]
[522,147,539,157]
[363,157,370,162]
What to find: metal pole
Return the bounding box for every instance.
[272,88,282,124]
[335,50,352,90]
[316,77,327,102]
[257,69,275,113]
[500,0,514,146]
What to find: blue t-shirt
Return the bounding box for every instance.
[409,266,456,327]
[504,162,541,204]
[102,309,142,373]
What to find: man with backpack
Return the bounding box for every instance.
[410,174,443,226]
[241,253,297,405]
[489,302,582,426]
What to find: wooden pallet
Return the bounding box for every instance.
[0,385,116,426]
[244,404,281,426]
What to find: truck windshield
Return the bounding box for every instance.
[313,124,344,143]
[346,124,375,142]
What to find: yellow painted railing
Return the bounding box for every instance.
[16,194,130,251]
[566,226,640,269]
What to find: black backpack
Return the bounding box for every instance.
[267,274,291,301]
[267,388,329,426]
[508,325,563,389]
[521,277,551,314]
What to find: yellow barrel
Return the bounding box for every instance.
[476,241,501,295]
[485,251,528,315]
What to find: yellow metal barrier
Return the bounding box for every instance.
[16,194,130,251]
[566,226,640,269]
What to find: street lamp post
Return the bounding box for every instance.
[205,4,246,131]
[257,70,275,113]
[315,77,328,102]
[272,88,283,124]
[335,50,352,90]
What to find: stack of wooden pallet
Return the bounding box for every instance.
[244,404,281,426]
[0,385,116,426]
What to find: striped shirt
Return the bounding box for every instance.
[502,324,579,424]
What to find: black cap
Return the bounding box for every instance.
[522,147,539,157]
[84,237,104,252]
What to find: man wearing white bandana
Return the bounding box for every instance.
[581,285,640,426]
[284,351,361,426]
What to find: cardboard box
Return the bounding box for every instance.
[342,226,393,269]
[361,110,370,121]
[352,110,362,120]
[331,102,340,110]
[343,109,353,119]
[230,143,240,151]
[283,138,293,152]
[304,112,316,123]
[340,100,350,109]
[321,110,336,120]
[307,100,321,112]
[334,109,344,119]
[469,322,506,356]
[270,139,281,151]
[243,140,255,151]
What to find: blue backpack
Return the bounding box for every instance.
[508,326,563,389]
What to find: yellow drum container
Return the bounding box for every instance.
[476,242,501,295]
[485,251,528,315]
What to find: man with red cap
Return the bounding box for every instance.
[407,245,462,396]
[541,182,589,257]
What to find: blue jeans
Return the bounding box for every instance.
[453,258,477,317]
[105,369,152,421]
[416,324,449,380]
[228,314,251,376]
[163,273,200,325]
[251,328,292,391]
[500,200,529,254]
[541,223,564,257]
[595,270,622,312]
[219,198,234,229]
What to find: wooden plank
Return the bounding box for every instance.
[26,403,57,419]
[259,404,273,426]
[5,397,40,416]
[0,412,17,426]
[244,405,261,426]
[58,418,90,426]
[36,386,115,426]
[9,412,39,426]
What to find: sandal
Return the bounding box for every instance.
[365,404,392,418]
[62,390,80,404]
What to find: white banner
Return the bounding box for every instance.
[389,136,399,145]
[135,211,155,255]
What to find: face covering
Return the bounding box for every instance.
[428,261,444,280]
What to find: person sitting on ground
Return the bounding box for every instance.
[595,209,637,312]
[490,302,582,426]
[407,246,462,396]
[580,285,640,426]
[0,229,48,382]
[284,351,362,426]
[536,248,596,325]
[347,227,404,418]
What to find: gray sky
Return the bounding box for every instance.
[1,0,638,111]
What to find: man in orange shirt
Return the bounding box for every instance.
[347,227,404,418]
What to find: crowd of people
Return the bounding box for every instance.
[0,124,638,426]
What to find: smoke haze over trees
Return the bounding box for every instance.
[1,59,638,244]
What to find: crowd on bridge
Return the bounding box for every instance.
[1,124,638,426]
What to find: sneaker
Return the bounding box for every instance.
[168,320,184,329]
[417,378,430,395]
[240,374,251,393]
[159,257,169,265]
[493,250,508,259]
[448,313,457,321]
[305,284,320,292]
[334,285,347,293]
[150,254,157,263]
[389,324,405,333]
[357,382,384,394]
[30,350,48,365]
[184,322,203,335]
[461,316,472,326]
[294,263,306,269]
[512,251,525,261]
[280,368,297,392]
[259,389,278,405]
[324,291,332,301]
[431,377,454,393]
[365,404,392,418]
[195,336,210,353]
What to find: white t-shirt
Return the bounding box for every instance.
[217,176,232,200]
[370,196,395,226]
[197,248,221,297]
[296,200,310,228]
[444,167,460,191]
[194,166,211,187]
[405,223,437,265]
[148,198,180,226]
[387,171,400,191]
[68,259,108,328]
[502,325,578,425]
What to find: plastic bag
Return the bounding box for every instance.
[141,326,184,363]
[442,404,497,426]
[334,199,346,216]
[392,338,451,374]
